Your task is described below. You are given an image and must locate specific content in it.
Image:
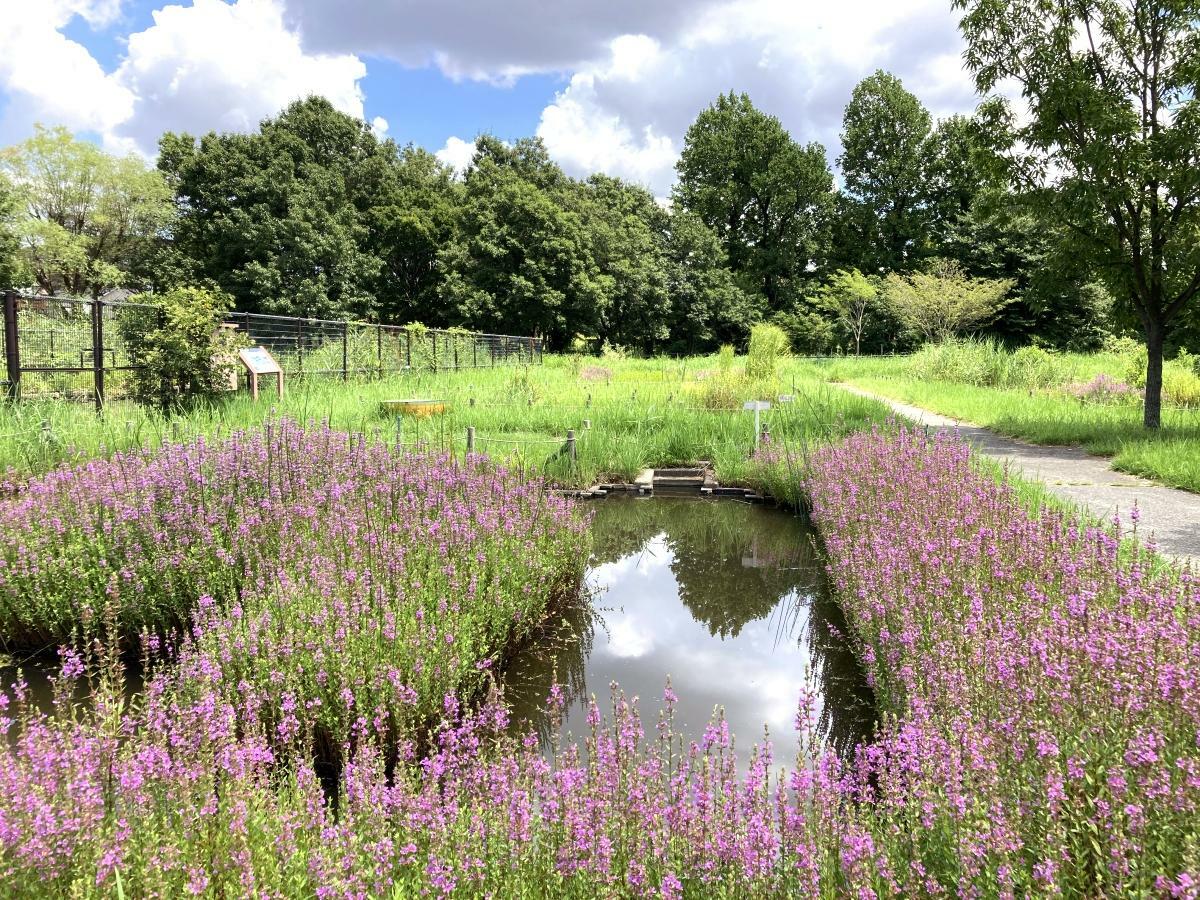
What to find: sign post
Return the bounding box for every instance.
[743,400,771,448]
[239,346,283,401]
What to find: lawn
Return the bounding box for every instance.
[799,343,1200,492]
[0,352,886,489]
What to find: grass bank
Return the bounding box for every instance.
[799,342,1200,492]
[0,354,886,489]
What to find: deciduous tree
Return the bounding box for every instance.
[957,0,1200,427]
[884,258,1014,342]
[675,92,833,311]
[1,125,172,297]
[838,72,932,274]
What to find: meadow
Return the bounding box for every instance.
[810,339,1200,491]
[0,349,1197,896]
[0,351,884,489]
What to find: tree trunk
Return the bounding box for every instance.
[1143,319,1164,429]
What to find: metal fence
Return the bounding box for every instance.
[2,292,543,409]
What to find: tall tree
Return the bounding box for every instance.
[674,92,834,311]
[662,211,759,354]
[160,97,387,320]
[922,114,991,254]
[0,125,172,297]
[957,0,1200,428]
[366,146,460,325]
[0,171,25,290]
[574,174,671,352]
[438,137,604,348]
[838,71,933,273]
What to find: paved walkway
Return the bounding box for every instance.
[840,385,1200,565]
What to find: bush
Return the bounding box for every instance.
[118,287,242,411]
[908,338,1070,389]
[746,324,789,379]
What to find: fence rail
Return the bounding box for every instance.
[1,292,543,409]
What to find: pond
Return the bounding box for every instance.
[501,496,876,766]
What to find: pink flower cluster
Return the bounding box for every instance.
[804,424,1200,894]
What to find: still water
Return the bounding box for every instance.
[502,497,875,765]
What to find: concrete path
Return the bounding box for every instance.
[840,385,1200,565]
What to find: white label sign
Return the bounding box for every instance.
[742,400,771,411]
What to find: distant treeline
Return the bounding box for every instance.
[0,74,1185,357]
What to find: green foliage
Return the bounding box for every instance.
[159,97,388,320]
[746,323,790,378]
[884,258,1014,342]
[717,344,735,374]
[908,337,1067,389]
[118,287,241,411]
[438,137,605,350]
[0,171,26,289]
[674,92,834,310]
[809,268,880,355]
[0,125,172,297]
[837,71,932,273]
[957,0,1200,427]
[661,210,760,353]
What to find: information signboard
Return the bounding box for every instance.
[238,346,283,399]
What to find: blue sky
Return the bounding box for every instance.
[0,0,981,195]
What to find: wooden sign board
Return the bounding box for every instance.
[238,346,283,400]
[240,346,281,375]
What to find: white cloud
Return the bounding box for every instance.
[0,0,134,139]
[0,0,375,154]
[280,0,727,83]
[532,0,983,195]
[109,0,368,153]
[370,115,389,137]
[435,135,478,175]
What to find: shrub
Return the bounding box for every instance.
[746,323,789,379]
[118,287,242,411]
[884,258,1014,341]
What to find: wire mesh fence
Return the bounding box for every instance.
[2,292,543,408]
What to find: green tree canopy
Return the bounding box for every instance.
[884,258,1014,342]
[810,268,881,356]
[838,71,933,274]
[0,170,26,290]
[0,125,173,298]
[674,92,834,311]
[957,0,1200,427]
[438,137,605,348]
[661,210,759,354]
[365,146,460,325]
[573,175,671,351]
[159,96,390,320]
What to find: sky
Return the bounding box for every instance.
[0,0,985,196]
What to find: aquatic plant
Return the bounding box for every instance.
[0,422,587,748]
[804,425,1200,895]
[2,423,1195,896]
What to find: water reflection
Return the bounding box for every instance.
[503,497,876,766]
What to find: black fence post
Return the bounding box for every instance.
[406,330,412,370]
[432,331,438,373]
[376,324,383,379]
[473,337,478,369]
[342,320,349,381]
[453,335,459,371]
[3,291,20,401]
[297,319,304,376]
[91,299,105,411]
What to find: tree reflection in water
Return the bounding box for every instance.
[501,497,875,759]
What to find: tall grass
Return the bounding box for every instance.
[0,354,888,490]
